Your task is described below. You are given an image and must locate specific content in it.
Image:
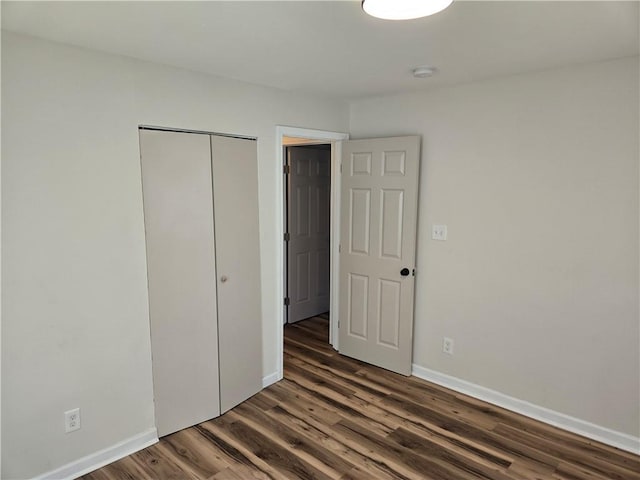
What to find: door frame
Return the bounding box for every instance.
[275,126,349,382]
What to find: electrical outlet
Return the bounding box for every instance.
[432,224,447,241]
[64,408,81,433]
[443,337,454,355]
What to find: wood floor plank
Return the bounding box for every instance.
[338,466,404,480]
[354,366,500,430]
[262,404,406,480]
[81,456,153,480]
[284,363,396,437]
[333,418,481,480]
[551,461,619,480]
[387,426,514,480]
[288,320,329,342]
[211,463,271,480]
[259,393,414,480]
[399,415,515,468]
[160,428,231,478]
[493,423,640,480]
[228,402,355,478]
[210,414,335,480]
[284,348,393,400]
[246,390,280,411]
[80,317,640,480]
[267,380,344,425]
[284,340,362,374]
[197,420,287,480]
[284,353,406,430]
[379,393,562,470]
[498,420,640,474]
[285,334,330,357]
[260,385,420,480]
[211,467,246,480]
[507,459,557,480]
[130,443,197,480]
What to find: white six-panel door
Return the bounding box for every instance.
[338,136,420,375]
[287,146,331,323]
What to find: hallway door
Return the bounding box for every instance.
[287,146,331,323]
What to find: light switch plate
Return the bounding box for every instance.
[432,224,447,241]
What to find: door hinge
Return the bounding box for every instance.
[284,297,290,306]
[283,164,290,174]
[284,232,290,242]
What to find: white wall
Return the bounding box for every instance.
[350,56,640,438]
[1,31,348,479]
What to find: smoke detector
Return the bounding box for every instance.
[412,66,437,78]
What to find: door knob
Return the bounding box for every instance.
[400,268,410,277]
[220,275,228,283]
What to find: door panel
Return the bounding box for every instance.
[210,135,262,413]
[381,189,404,259]
[287,146,331,323]
[348,273,369,338]
[378,279,401,347]
[139,130,220,437]
[349,189,371,255]
[339,136,420,376]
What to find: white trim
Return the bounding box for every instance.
[262,371,281,388]
[275,126,349,381]
[329,140,344,350]
[32,428,158,480]
[411,364,640,455]
[282,137,332,146]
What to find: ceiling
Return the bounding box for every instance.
[2,1,638,100]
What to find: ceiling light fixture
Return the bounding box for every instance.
[362,0,453,20]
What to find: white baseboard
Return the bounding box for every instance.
[262,371,281,388]
[33,428,158,480]
[411,364,640,455]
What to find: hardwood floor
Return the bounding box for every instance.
[82,317,640,480]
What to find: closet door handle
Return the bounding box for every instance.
[220,275,228,283]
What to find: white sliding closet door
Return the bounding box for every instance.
[140,130,220,437]
[210,135,263,413]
